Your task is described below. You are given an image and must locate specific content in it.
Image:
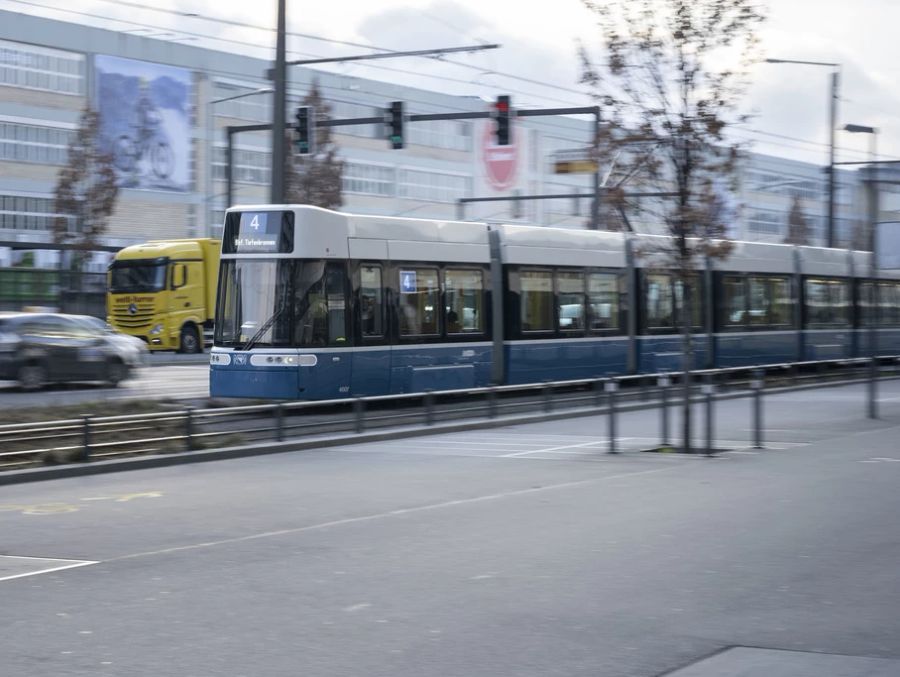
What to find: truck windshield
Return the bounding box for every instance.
[215,259,292,348]
[109,261,167,293]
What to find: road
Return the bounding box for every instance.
[2,382,900,676]
[0,354,209,411]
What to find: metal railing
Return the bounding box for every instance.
[2,356,898,471]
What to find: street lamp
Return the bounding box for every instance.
[205,87,274,236]
[843,122,878,418]
[765,58,841,248]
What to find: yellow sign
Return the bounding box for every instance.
[554,160,599,174]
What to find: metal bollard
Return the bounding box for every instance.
[81,414,92,461]
[487,386,498,419]
[658,373,671,448]
[275,403,285,442]
[751,369,764,449]
[593,378,604,407]
[354,398,366,434]
[868,356,878,420]
[185,407,195,451]
[424,390,435,426]
[542,381,553,412]
[606,378,619,454]
[702,376,715,457]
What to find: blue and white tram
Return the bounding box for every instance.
[209,205,900,400]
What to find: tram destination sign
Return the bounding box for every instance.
[223,210,295,253]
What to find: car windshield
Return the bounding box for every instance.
[109,260,167,293]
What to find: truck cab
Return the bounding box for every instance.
[107,239,220,352]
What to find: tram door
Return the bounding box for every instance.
[350,263,391,396]
[297,262,353,399]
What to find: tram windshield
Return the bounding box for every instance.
[215,259,292,348]
[215,259,348,348]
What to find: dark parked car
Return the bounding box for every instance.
[0,312,138,390]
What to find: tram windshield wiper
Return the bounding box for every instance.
[239,306,287,352]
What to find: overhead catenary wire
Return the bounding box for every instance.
[4,1,889,164]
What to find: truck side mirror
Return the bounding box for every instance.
[173,264,187,289]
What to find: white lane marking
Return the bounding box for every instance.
[861,457,900,463]
[501,439,634,457]
[107,467,677,563]
[0,556,98,583]
[343,603,372,612]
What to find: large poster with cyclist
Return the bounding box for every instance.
[94,55,191,192]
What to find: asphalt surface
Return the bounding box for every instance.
[2,382,900,676]
[0,358,209,411]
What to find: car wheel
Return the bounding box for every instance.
[107,360,127,387]
[179,325,201,354]
[18,363,47,392]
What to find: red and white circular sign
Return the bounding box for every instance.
[480,118,519,191]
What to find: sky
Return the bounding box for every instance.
[3,0,899,167]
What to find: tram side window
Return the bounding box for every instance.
[805,278,850,327]
[557,270,585,333]
[324,265,347,344]
[294,261,347,346]
[860,281,899,326]
[399,267,440,336]
[770,277,792,326]
[445,268,484,334]
[646,274,674,330]
[747,276,792,327]
[359,265,383,338]
[518,269,554,332]
[881,282,900,326]
[674,276,703,328]
[722,275,747,328]
[588,272,619,332]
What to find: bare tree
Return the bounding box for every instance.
[285,80,343,209]
[783,192,810,245]
[53,108,119,272]
[579,0,766,451]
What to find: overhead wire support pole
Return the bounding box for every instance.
[270,0,287,205]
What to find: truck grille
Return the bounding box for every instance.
[111,301,156,329]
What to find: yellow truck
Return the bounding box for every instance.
[107,238,221,353]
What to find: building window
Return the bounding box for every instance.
[398,169,471,203]
[0,194,73,232]
[747,208,783,236]
[407,118,471,151]
[0,122,74,165]
[330,100,381,139]
[212,146,271,185]
[343,161,395,197]
[0,40,84,95]
[211,82,272,122]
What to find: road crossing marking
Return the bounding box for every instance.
[0,555,98,583]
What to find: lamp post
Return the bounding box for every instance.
[205,87,274,236]
[844,123,878,418]
[765,58,841,248]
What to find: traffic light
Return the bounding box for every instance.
[294,106,313,155]
[494,95,512,146]
[387,101,404,149]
